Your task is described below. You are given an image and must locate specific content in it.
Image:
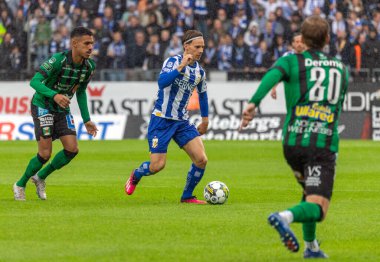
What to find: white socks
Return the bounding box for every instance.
[305,239,320,252]
[279,210,294,224]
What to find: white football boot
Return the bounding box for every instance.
[13,183,26,201]
[31,174,47,200]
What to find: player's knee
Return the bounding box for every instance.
[195,156,208,169]
[38,151,51,161]
[37,153,50,163]
[64,149,79,160]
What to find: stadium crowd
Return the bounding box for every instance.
[1,0,380,80]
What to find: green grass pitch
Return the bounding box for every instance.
[1,140,379,261]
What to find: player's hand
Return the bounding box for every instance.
[177,54,193,72]
[270,86,277,99]
[53,94,70,108]
[197,119,209,135]
[239,103,256,131]
[84,121,98,137]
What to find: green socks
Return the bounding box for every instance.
[16,154,46,187]
[303,222,316,242]
[288,202,322,223]
[38,150,77,179]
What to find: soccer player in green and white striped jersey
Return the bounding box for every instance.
[240,16,349,258]
[13,27,98,201]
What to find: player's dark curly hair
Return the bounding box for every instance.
[301,16,329,49]
[70,26,93,39]
[182,30,203,45]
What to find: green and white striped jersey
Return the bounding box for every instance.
[30,50,96,122]
[250,50,349,152]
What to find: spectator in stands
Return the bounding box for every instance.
[164,33,182,60]
[91,16,111,69]
[209,19,225,45]
[102,6,117,32]
[35,14,51,68]
[0,32,13,69]
[124,15,144,47]
[49,31,64,55]
[76,9,91,28]
[353,32,367,77]
[51,6,73,32]
[348,0,363,16]
[0,9,12,29]
[160,29,171,57]
[128,30,147,70]
[335,30,354,67]
[304,0,325,17]
[331,11,348,41]
[273,35,287,60]
[145,33,162,71]
[244,20,260,47]
[106,31,127,81]
[229,15,245,40]
[362,27,380,80]
[146,12,162,36]
[261,21,275,49]
[231,33,250,80]
[9,8,27,48]
[202,38,218,70]
[253,40,273,73]
[10,45,23,77]
[216,8,230,32]
[163,4,180,35]
[217,34,233,71]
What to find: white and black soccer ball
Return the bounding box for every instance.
[204,181,229,205]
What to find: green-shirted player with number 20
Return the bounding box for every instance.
[13,27,98,201]
[240,16,349,259]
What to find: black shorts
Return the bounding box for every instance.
[31,104,76,141]
[283,145,336,200]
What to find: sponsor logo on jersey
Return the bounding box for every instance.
[174,78,194,92]
[152,136,158,148]
[295,103,335,123]
[42,62,53,71]
[38,114,53,127]
[305,58,343,70]
[48,57,56,64]
[305,165,322,187]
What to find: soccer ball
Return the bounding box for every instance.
[204,181,229,204]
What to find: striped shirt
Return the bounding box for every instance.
[152,55,207,120]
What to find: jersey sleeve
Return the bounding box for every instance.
[76,59,96,123]
[37,53,62,79]
[30,54,63,98]
[248,56,291,106]
[158,56,181,87]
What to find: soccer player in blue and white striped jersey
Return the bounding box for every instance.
[125,30,209,204]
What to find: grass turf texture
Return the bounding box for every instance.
[0,140,379,261]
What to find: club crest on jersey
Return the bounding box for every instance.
[80,73,86,83]
[42,127,51,136]
[152,136,158,148]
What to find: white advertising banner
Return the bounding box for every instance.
[0,81,286,116]
[0,115,126,141]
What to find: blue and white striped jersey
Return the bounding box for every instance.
[152,54,207,120]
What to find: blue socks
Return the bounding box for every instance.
[181,164,205,199]
[134,161,152,180]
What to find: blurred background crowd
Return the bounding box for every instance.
[0,0,380,81]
